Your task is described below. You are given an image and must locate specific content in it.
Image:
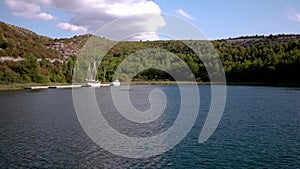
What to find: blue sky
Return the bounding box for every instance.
[1,0,300,40]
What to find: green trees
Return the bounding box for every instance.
[218,39,300,84]
[0,34,300,85]
[20,53,44,83]
[0,65,20,83]
[63,55,76,83]
[0,53,77,84]
[90,38,300,84]
[0,38,9,49]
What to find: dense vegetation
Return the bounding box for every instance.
[0,22,58,59]
[0,21,85,84]
[217,40,300,84]
[0,53,76,83]
[0,21,300,85]
[94,38,300,85]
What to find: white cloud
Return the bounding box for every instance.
[4,0,166,40]
[105,1,161,16]
[287,6,300,23]
[50,0,165,40]
[37,12,55,20]
[129,32,160,41]
[295,14,300,22]
[57,23,88,33]
[175,9,196,21]
[5,0,55,20]
[5,0,41,12]
[39,0,52,4]
[13,11,55,20]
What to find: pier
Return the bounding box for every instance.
[49,85,82,89]
[24,84,112,90]
[24,86,49,90]
[25,85,83,90]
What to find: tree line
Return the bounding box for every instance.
[95,39,300,85]
[0,38,299,85]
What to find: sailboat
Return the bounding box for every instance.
[85,62,101,87]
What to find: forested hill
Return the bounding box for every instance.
[0,21,300,85]
[0,21,91,60]
[217,34,300,47]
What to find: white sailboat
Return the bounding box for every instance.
[85,62,101,87]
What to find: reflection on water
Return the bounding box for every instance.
[0,86,299,168]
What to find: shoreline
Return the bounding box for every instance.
[0,83,69,91]
[127,81,300,87]
[0,81,299,91]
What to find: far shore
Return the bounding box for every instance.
[0,81,299,91]
[0,83,69,91]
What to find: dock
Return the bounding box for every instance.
[49,85,82,89]
[24,84,113,90]
[25,85,82,90]
[24,86,49,90]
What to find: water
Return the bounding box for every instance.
[0,86,299,168]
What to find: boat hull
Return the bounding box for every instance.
[85,80,101,87]
[110,80,120,86]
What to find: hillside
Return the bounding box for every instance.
[217,34,300,47]
[1,21,300,60]
[0,21,91,62]
[0,21,300,85]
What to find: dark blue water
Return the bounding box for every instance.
[0,86,299,168]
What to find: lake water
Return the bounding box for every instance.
[0,85,299,168]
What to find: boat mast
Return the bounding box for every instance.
[87,63,91,81]
[93,47,98,81]
[93,61,97,81]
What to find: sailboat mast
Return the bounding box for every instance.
[87,63,91,80]
[93,61,97,81]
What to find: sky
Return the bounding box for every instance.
[1,0,300,40]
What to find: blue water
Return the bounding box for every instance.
[0,85,299,168]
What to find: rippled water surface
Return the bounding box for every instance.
[0,85,299,168]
